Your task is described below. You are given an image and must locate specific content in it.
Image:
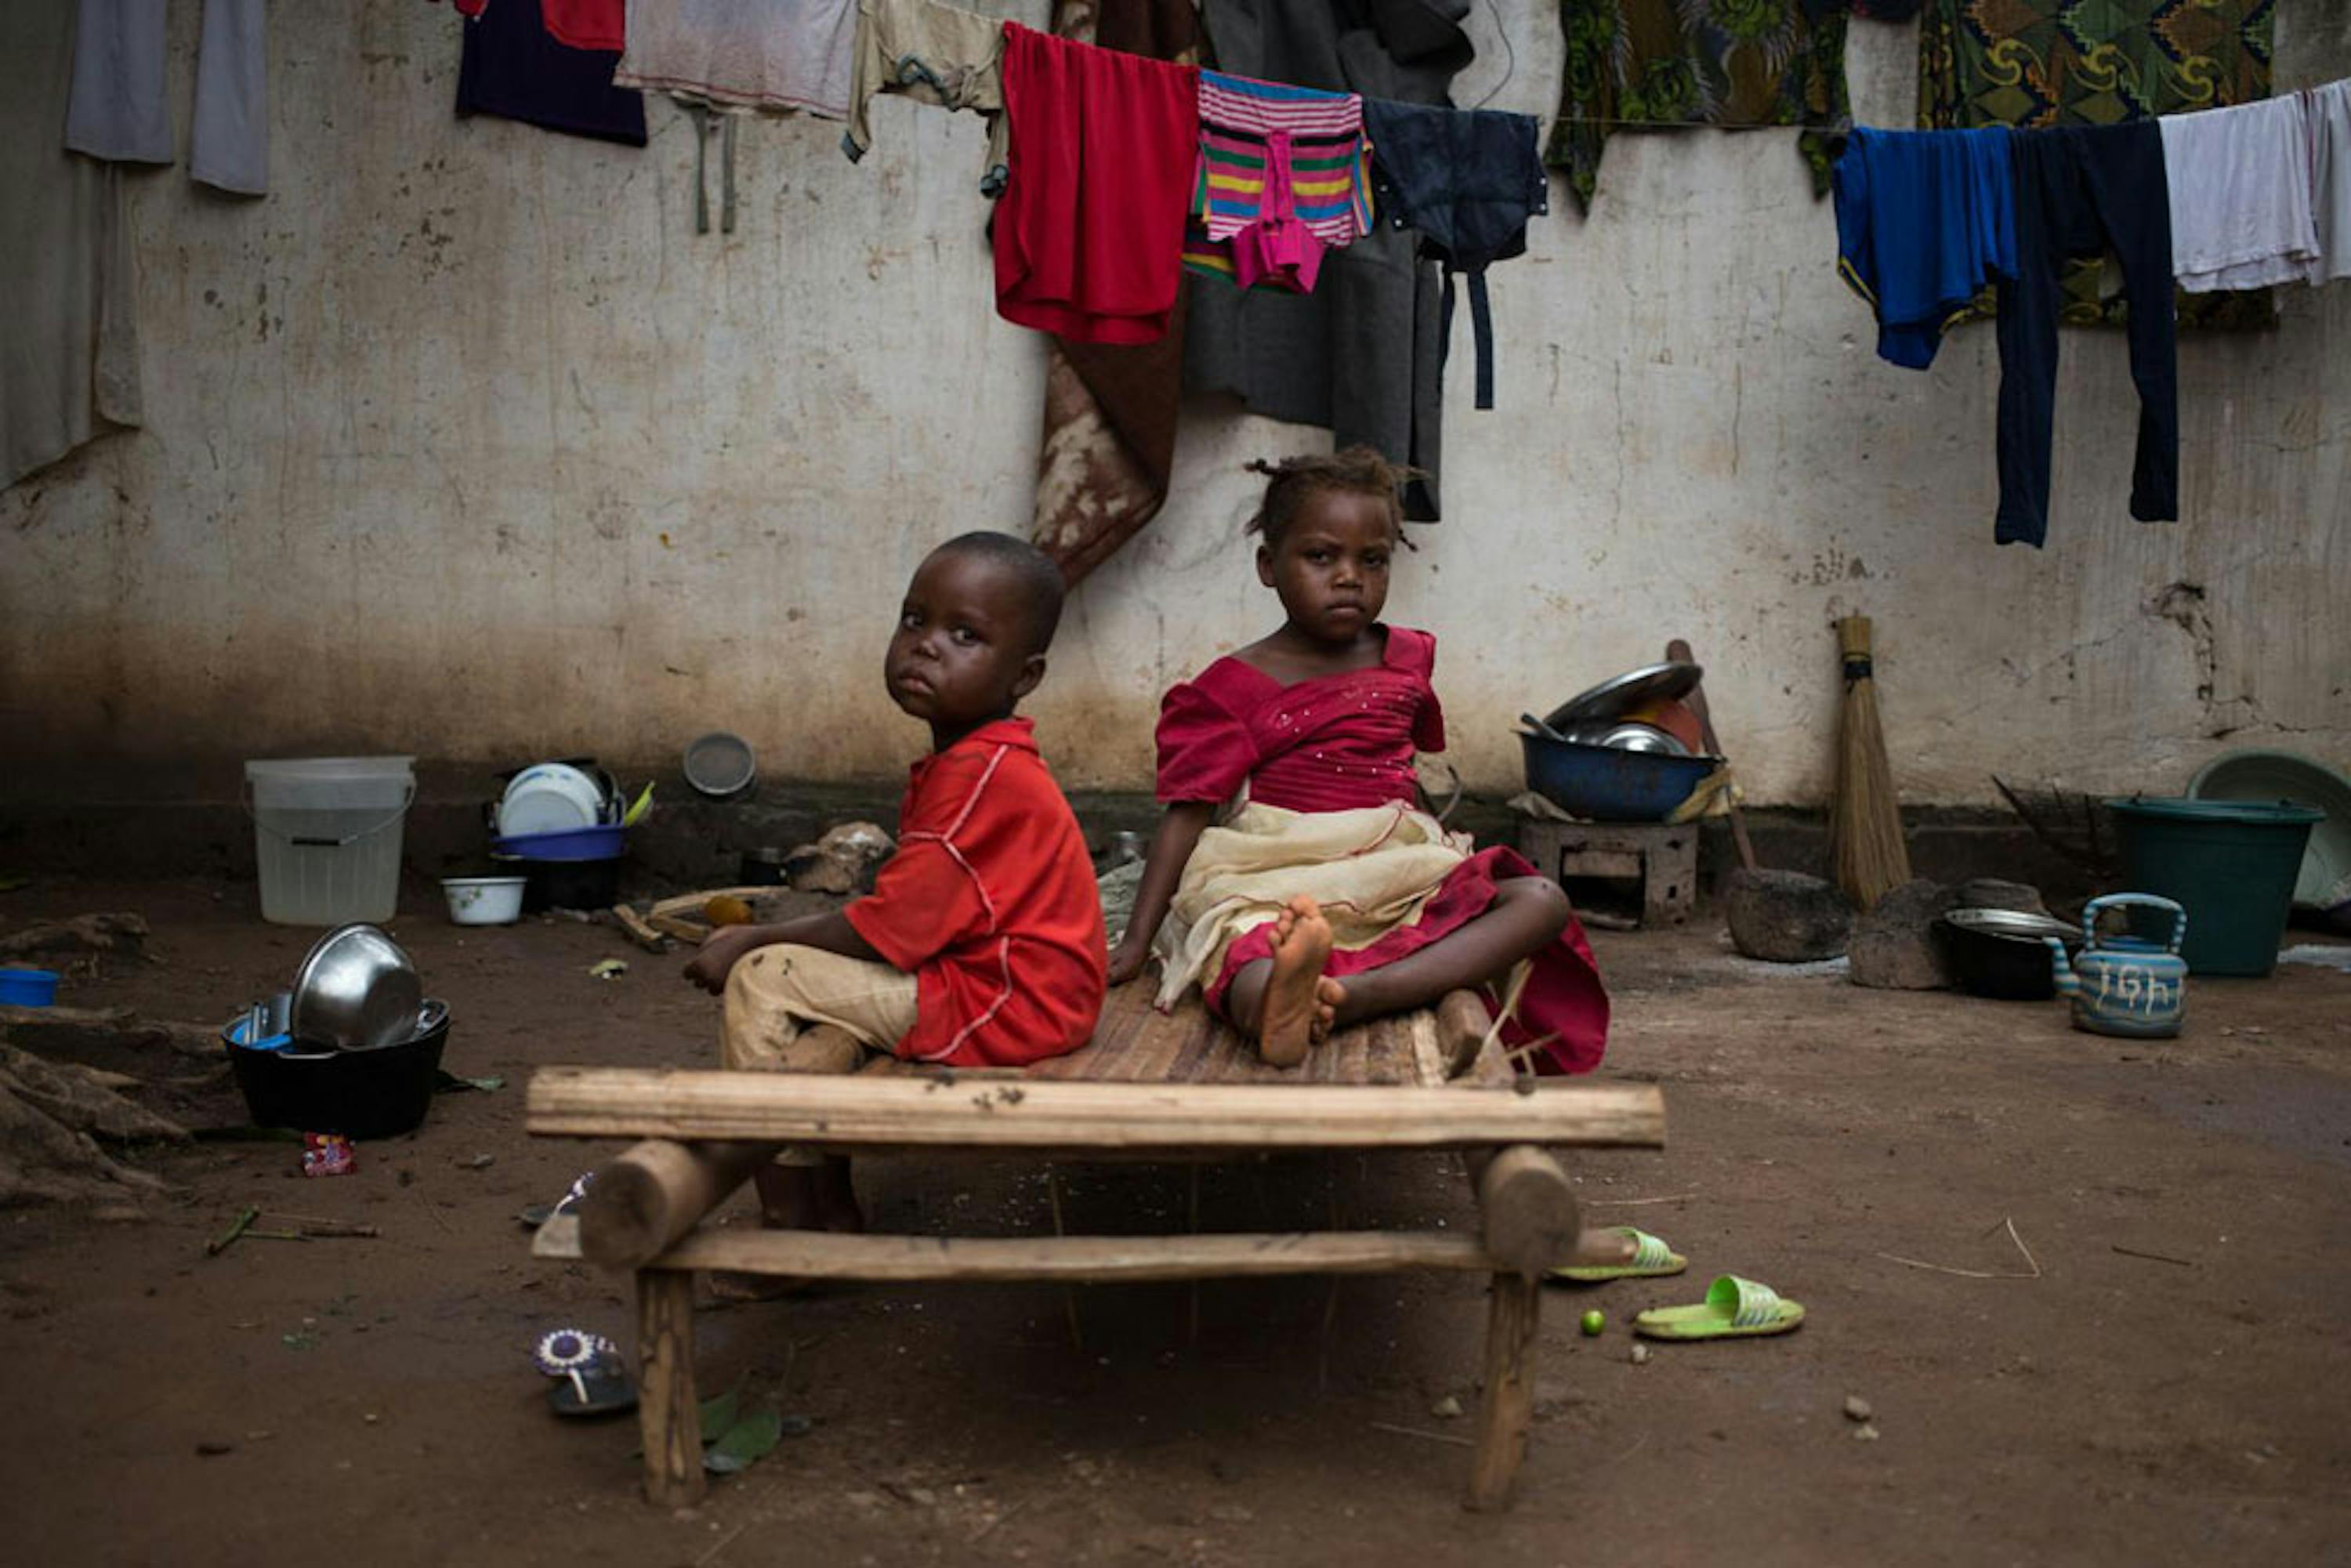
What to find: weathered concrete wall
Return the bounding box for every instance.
[4,1,2344,805]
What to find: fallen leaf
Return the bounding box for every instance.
[705,1410,785,1476]
[434,1071,506,1094]
[698,1381,743,1444]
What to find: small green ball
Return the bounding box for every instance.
[1579,1309,1605,1337]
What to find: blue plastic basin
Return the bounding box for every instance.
[1518,733,1716,823]
[0,968,60,1007]
[492,824,625,863]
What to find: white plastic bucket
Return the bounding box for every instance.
[245,757,416,926]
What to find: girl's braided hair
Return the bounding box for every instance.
[1244,447,1420,549]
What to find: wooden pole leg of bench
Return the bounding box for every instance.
[1465,1272,1541,1512]
[636,1268,704,1508]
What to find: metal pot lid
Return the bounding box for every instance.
[1543,662,1704,730]
[1943,907,2078,943]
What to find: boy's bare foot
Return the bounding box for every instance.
[1258,896,1337,1067]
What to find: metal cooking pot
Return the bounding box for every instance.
[1940,907,2081,1001]
[290,923,423,1052]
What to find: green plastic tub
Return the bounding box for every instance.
[2107,797,2324,976]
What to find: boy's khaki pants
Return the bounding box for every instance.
[721,943,918,1167]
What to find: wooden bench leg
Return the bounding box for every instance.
[1465,1272,1541,1512]
[637,1268,705,1507]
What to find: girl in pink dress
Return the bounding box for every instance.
[1110,450,1609,1070]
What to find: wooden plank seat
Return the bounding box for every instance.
[527,985,1666,1512]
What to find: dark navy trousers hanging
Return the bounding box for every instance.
[1363,100,1547,411]
[1994,121,2178,548]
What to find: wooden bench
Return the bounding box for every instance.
[527,986,1666,1511]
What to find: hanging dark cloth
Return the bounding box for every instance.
[457,0,649,147]
[1544,0,1851,216]
[1361,100,1545,411]
[1182,0,1473,521]
[1027,0,1200,586]
[1994,121,2177,548]
[1917,0,2276,333]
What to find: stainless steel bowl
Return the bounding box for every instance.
[290,923,423,1052]
[1554,720,1692,756]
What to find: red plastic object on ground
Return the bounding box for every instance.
[302,1133,357,1177]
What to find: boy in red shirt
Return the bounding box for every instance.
[684,533,1107,1233]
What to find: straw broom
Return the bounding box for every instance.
[1830,614,1911,908]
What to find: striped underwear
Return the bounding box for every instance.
[1183,69,1371,293]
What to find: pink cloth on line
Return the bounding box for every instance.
[545,0,625,51]
[1229,129,1327,292]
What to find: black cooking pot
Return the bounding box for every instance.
[1941,907,2082,1001]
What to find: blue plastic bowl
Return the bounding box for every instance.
[0,968,60,1007]
[492,824,625,862]
[1518,733,1718,823]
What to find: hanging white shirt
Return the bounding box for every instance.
[2159,93,2317,292]
[2304,78,2351,286]
[192,0,268,195]
[64,0,172,164]
[614,0,858,118]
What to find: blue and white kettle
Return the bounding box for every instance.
[2044,894,2189,1038]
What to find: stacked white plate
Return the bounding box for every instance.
[498,763,608,838]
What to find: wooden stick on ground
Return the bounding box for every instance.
[1667,637,1757,873]
[576,1139,781,1270]
[205,1205,259,1256]
[646,913,708,945]
[610,905,671,954]
[647,888,777,922]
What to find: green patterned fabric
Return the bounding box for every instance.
[1918,0,2277,329]
[1545,0,1851,215]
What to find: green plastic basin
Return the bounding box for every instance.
[2107,797,2324,976]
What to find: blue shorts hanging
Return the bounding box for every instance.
[1831,126,2015,370]
[1363,100,1547,411]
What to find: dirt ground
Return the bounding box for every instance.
[2,875,2347,1566]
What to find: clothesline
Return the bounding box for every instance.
[1549,87,2347,133]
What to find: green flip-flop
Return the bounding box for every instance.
[1633,1275,1805,1341]
[1549,1226,1687,1283]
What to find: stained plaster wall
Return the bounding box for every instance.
[3,1,2344,807]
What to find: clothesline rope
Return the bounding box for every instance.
[1538,80,2346,133]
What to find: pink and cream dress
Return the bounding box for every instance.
[1150,626,1609,1074]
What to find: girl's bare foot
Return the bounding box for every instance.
[1259,896,1336,1066]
